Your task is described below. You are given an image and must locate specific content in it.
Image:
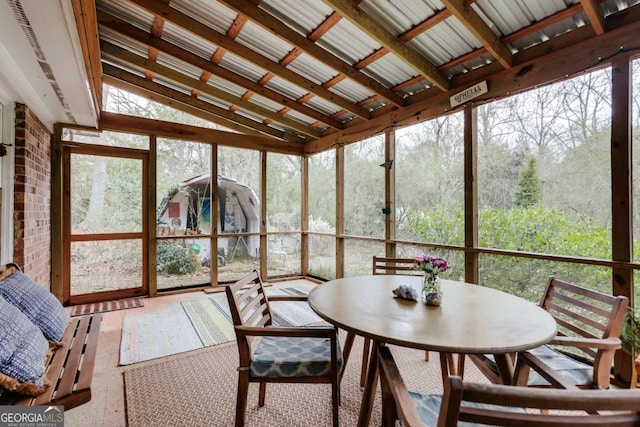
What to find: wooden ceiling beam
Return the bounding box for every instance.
[439,0,513,69]
[580,0,606,35]
[354,8,452,70]
[102,65,308,143]
[101,41,324,139]
[305,12,640,153]
[126,0,371,119]
[104,75,265,139]
[97,10,342,129]
[218,0,406,107]
[71,0,102,123]
[322,0,450,91]
[100,111,305,156]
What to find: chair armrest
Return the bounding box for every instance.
[267,295,308,302]
[516,350,581,390]
[235,325,336,339]
[378,346,425,427]
[550,336,621,350]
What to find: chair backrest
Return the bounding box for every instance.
[540,277,628,361]
[377,346,640,427]
[225,269,273,328]
[225,270,273,357]
[373,256,420,275]
[440,375,640,427]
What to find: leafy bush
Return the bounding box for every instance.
[157,242,199,275]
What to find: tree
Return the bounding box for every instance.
[514,157,541,208]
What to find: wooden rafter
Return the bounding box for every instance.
[305,8,640,153]
[580,0,606,35]
[70,0,102,122]
[322,0,450,91]
[126,0,371,119]
[102,64,308,142]
[439,0,513,69]
[101,41,323,139]
[100,111,305,156]
[97,10,343,129]
[218,0,405,107]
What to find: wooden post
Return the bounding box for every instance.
[464,104,479,284]
[610,54,634,384]
[301,156,309,276]
[385,129,396,258]
[51,124,64,302]
[336,146,345,278]
[260,151,268,280]
[147,135,157,297]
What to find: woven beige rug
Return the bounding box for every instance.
[124,336,488,426]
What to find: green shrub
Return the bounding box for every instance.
[157,242,199,275]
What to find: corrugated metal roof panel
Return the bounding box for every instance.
[259,0,333,36]
[235,20,294,63]
[153,74,195,97]
[285,109,317,127]
[156,52,203,81]
[195,91,233,110]
[218,53,267,83]
[475,0,575,37]
[360,0,442,35]
[171,0,237,34]
[329,79,376,105]
[97,0,154,32]
[162,21,218,61]
[263,75,307,101]
[319,18,381,65]
[206,75,247,99]
[301,94,344,118]
[99,27,148,58]
[103,58,146,79]
[248,93,283,114]
[411,17,483,67]
[508,14,586,53]
[361,54,420,88]
[287,53,336,86]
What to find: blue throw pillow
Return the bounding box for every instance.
[0,264,68,341]
[0,295,49,396]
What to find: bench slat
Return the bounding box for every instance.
[0,313,101,410]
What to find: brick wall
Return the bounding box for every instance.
[13,104,51,288]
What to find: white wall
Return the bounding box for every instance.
[0,97,15,264]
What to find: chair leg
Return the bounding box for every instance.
[332,370,340,427]
[258,383,266,407]
[424,350,429,361]
[235,372,250,427]
[360,337,371,387]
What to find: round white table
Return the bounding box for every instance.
[307,275,558,426]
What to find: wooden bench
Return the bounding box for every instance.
[0,313,102,409]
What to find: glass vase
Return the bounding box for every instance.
[422,274,442,306]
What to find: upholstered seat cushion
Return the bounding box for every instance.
[525,345,592,386]
[0,265,68,342]
[250,335,343,378]
[473,345,592,387]
[0,296,50,396]
[408,391,526,426]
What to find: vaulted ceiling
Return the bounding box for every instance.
[69,0,640,154]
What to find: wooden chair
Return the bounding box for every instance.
[469,276,628,389]
[377,345,640,427]
[225,269,343,427]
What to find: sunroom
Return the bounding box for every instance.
[2,0,640,425]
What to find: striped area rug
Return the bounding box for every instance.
[70,297,144,317]
[119,286,321,365]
